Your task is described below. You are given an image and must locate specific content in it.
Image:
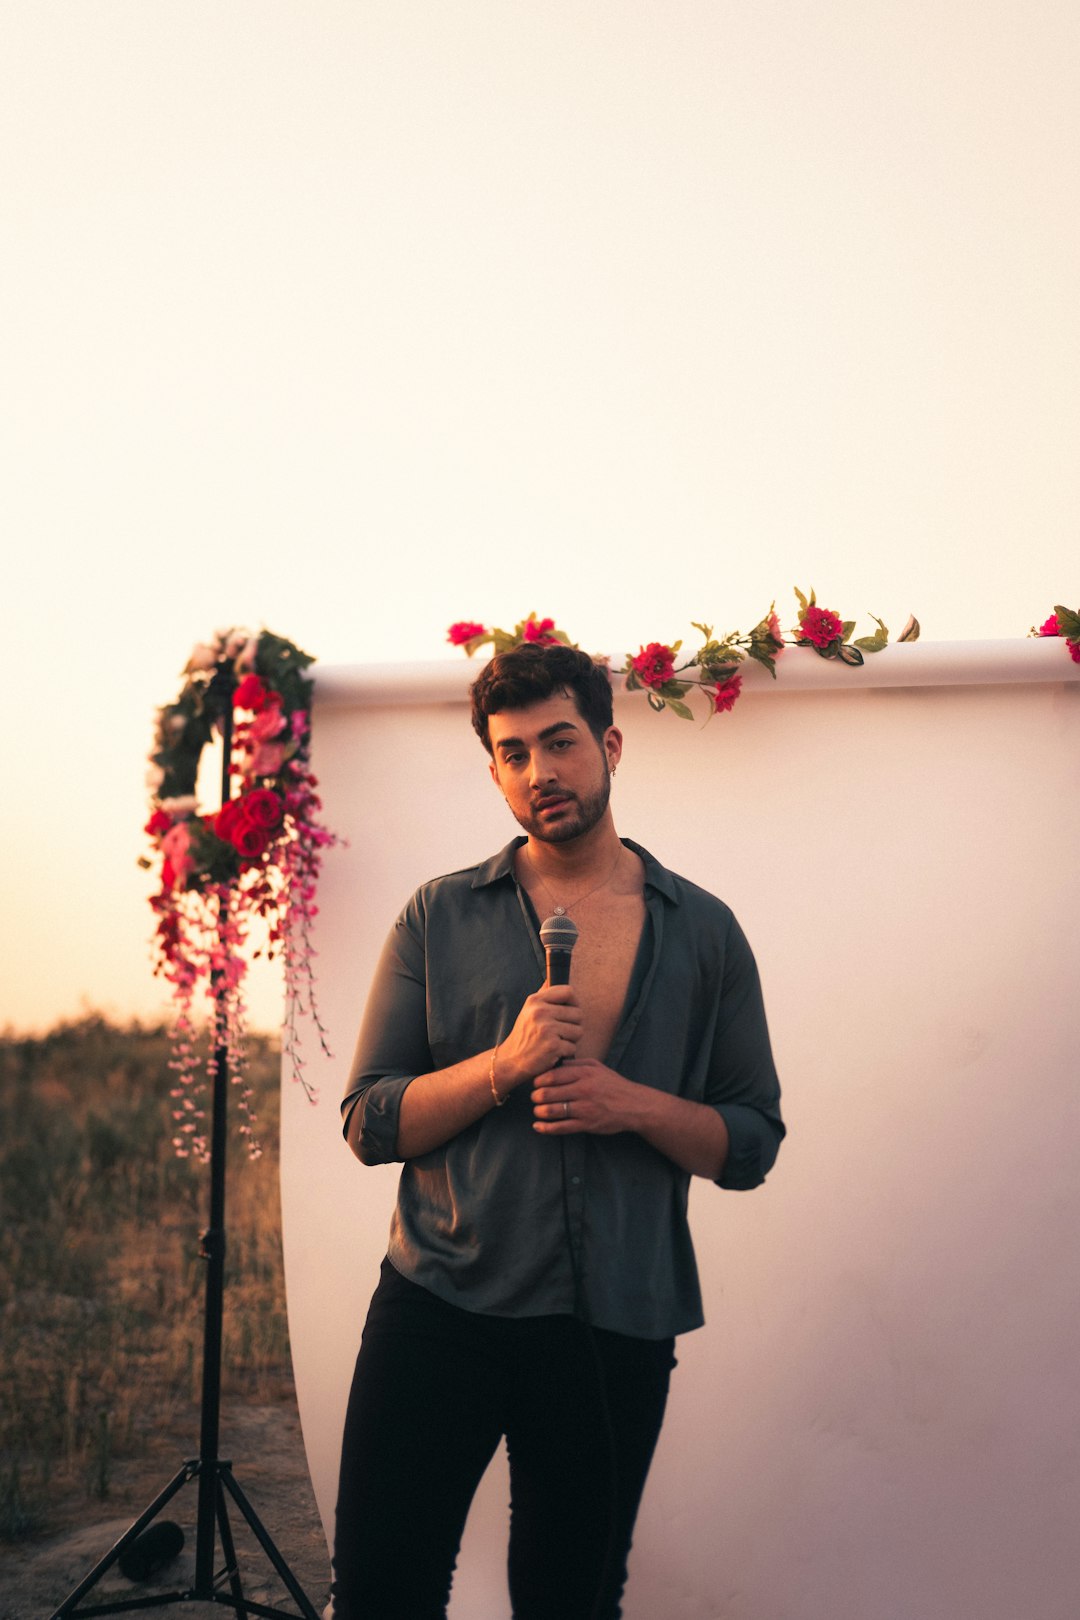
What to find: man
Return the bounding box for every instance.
[333,642,784,1620]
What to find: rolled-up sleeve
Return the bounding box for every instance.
[340,897,431,1165]
[706,914,785,1191]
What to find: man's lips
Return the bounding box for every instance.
[535,794,573,813]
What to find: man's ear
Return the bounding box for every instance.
[605,726,624,773]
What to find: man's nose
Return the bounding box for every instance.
[530,754,557,788]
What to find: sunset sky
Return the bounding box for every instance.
[4,0,1076,1036]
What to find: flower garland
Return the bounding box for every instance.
[141,629,338,1160]
[1031,605,1080,662]
[449,591,921,720]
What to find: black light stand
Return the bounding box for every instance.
[51,681,321,1620]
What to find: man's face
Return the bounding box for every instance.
[487,691,620,845]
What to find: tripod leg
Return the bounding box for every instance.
[215,1471,250,1617]
[220,1465,322,1620]
[47,1462,194,1618]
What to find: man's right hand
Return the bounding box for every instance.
[497,985,583,1091]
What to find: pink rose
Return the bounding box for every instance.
[630,642,676,689]
[448,621,486,646]
[523,616,557,645]
[250,706,286,742]
[249,742,286,778]
[1069,640,1080,664]
[712,675,743,714]
[1037,614,1060,636]
[161,822,194,884]
[797,605,844,649]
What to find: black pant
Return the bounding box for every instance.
[332,1260,676,1620]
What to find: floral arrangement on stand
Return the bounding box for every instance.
[1031,605,1080,662]
[449,590,921,720]
[141,629,338,1160]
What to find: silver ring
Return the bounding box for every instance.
[564,1101,571,1118]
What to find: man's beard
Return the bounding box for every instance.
[512,770,612,844]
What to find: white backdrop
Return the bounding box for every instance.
[281,643,1080,1620]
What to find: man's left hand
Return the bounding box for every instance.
[531,1059,641,1136]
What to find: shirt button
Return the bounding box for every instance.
[570,1175,581,1186]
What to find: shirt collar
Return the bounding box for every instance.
[471,835,680,904]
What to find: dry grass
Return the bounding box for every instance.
[0,1015,292,1542]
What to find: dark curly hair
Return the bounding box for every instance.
[469,643,614,755]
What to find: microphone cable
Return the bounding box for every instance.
[540,912,621,1620]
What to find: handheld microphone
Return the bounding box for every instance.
[540,914,579,986]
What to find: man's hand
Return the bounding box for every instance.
[531,1058,731,1180]
[498,985,583,1091]
[530,1058,640,1135]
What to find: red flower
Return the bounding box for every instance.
[233,820,269,860]
[214,799,244,842]
[145,808,171,837]
[1037,614,1060,637]
[448,621,486,646]
[234,673,269,711]
[631,642,677,689]
[712,675,743,714]
[1070,641,1080,664]
[523,616,557,645]
[798,605,844,649]
[243,788,284,829]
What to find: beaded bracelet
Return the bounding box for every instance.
[489,1043,507,1106]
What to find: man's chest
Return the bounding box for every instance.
[545,890,647,1060]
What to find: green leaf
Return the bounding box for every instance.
[853,615,889,654]
[837,642,865,665]
[1053,604,1080,639]
[647,691,665,711]
[898,614,920,643]
[794,586,809,618]
[747,642,779,678]
[841,620,856,643]
[691,622,714,642]
[664,697,695,720]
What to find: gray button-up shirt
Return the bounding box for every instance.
[342,837,784,1339]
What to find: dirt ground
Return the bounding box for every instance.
[1,1396,331,1620]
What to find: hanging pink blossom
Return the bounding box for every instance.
[712,676,743,714]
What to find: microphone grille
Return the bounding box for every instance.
[539,914,579,953]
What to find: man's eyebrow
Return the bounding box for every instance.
[494,721,580,753]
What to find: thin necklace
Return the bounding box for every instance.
[522,844,623,916]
